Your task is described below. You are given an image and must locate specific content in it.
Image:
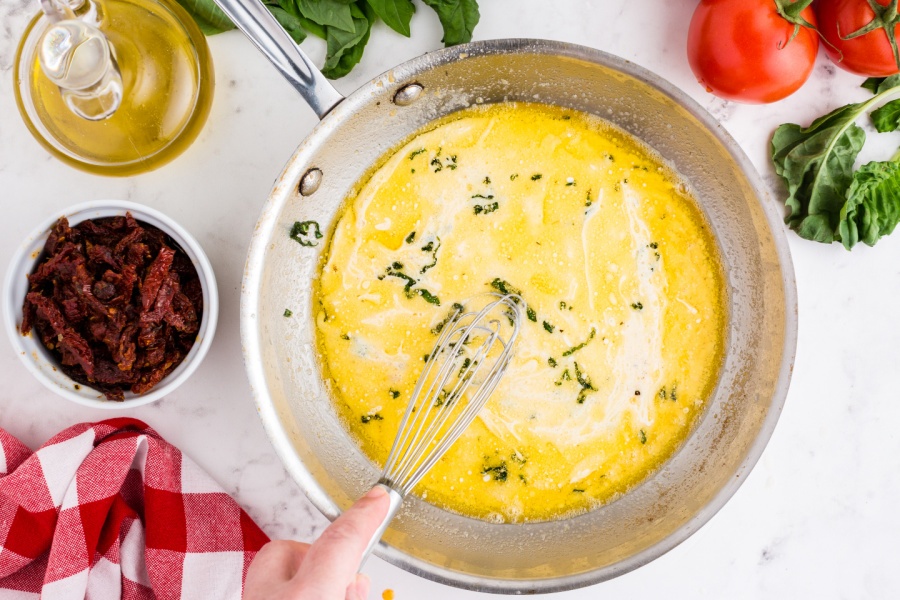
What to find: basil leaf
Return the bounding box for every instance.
[771,104,867,243]
[838,161,900,249]
[871,99,900,133]
[862,78,883,94]
[422,0,479,46]
[175,0,235,34]
[297,0,356,33]
[322,2,373,79]
[268,6,307,44]
[368,0,415,37]
[862,76,900,95]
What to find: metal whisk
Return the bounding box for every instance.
[359,293,523,565]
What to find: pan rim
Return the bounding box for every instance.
[240,38,798,594]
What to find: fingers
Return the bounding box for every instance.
[345,574,370,600]
[292,486,391,599]
[243,540,311,600]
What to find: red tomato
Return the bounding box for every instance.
[816,0,900,77]
[687,0,819,103]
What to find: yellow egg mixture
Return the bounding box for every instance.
[314,103,726,523]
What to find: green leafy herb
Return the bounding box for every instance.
[321,2,373,79]
[631,302,643,310]
[639,429,647,444]
[572,488,584,493]
[290,221,323,246]
[871,99,900,133]
[554,368,571,386]
[542,321,554,333]
[367,0,415,36]
[361,413,384,423]
[268,5,308,43]
[474,202,499,215]
[548,357,557,368]
[340,333,350,340]
[562,328,596,357]
[670,383,677,402]
[566,179,576,186]
[175,0,235,34]
[471,194,494,199]
[838,161,900,249]
[385,263,440,305]
[422,0,480,46]
[416,288,441,305]
[510,173,519,181]
[483,176,491,185]
[526,307,536,322]
[771,77,900,247]
[283,308,293,317]
[409,148,426,160]
[420,237,441,273]
[405,231,416,243]
[573,361,596,404]
[297,0,356,33]
[531,173,543,181]
[482,460,508,482]
[431,302,464,335]
[389,389,400,399]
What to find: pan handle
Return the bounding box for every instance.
[212,0,344,119]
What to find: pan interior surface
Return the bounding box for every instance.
[242,40,795,593]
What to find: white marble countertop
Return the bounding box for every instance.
[2,0,899,597]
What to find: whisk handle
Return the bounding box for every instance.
[358,483,404,569]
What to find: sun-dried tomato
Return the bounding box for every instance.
[21,214,203,401]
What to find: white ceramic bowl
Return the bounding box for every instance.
[3,200,219,408]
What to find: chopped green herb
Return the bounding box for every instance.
[542,321,555,333]
[411,168,416,173]
[389,389,400,399]
[448,155,458,170]
[405,231,416,243]
[423,353,430,362]
[639,429,647,444]
[431,156,442,172]
[420,237,441,274]
[474,202,499,215]
[631,302,643,310]
[471,194,494,199]
[510,173,519,181]
[649,242,658,249]
[482,461,508,482]
[526,307,537,322]
[670,383,677,402]
[483,176,491,185]
[518,473,527,484]
[458,357,472,378]
[490,278,521,296]
[340,333,350,340]
[283,309,293,317]
[416,288,441,305]
[566,179,576,186]
[573,361,596,404]
[562,328,596,356]
[531,173,543,181]
[361,413,384,424]
[554,368,571,386]
[658,387,667,400]
[289,221,323,247]
[548,357,557,368]
[510,451,526,464]
[409,148,426,160]
[585,190,593,207]
[573,488,585,493]
[562,115,572,120]
[421,241,434,252]
[431,302,464,335]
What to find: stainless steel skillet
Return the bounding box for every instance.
[222,0,798,592]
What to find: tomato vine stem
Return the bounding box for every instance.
[838,0,900,71]
[773,0,817,48]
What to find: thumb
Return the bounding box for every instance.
[292,486,391,599]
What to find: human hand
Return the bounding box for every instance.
[243,487,391,600]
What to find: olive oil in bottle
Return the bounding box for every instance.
[14,0,214,176]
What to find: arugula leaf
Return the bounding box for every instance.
[268,6,307,44]
[771,105,867,243]
[862,78,882,94]
[175,0,235,34]
[871,99,900,133]
[838,161,900,250]
[368,0,415,37]
[296,0,356,33]
[322,2,374,79]
[422,0,479,46]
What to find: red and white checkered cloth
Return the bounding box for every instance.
[0,418,269,599]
